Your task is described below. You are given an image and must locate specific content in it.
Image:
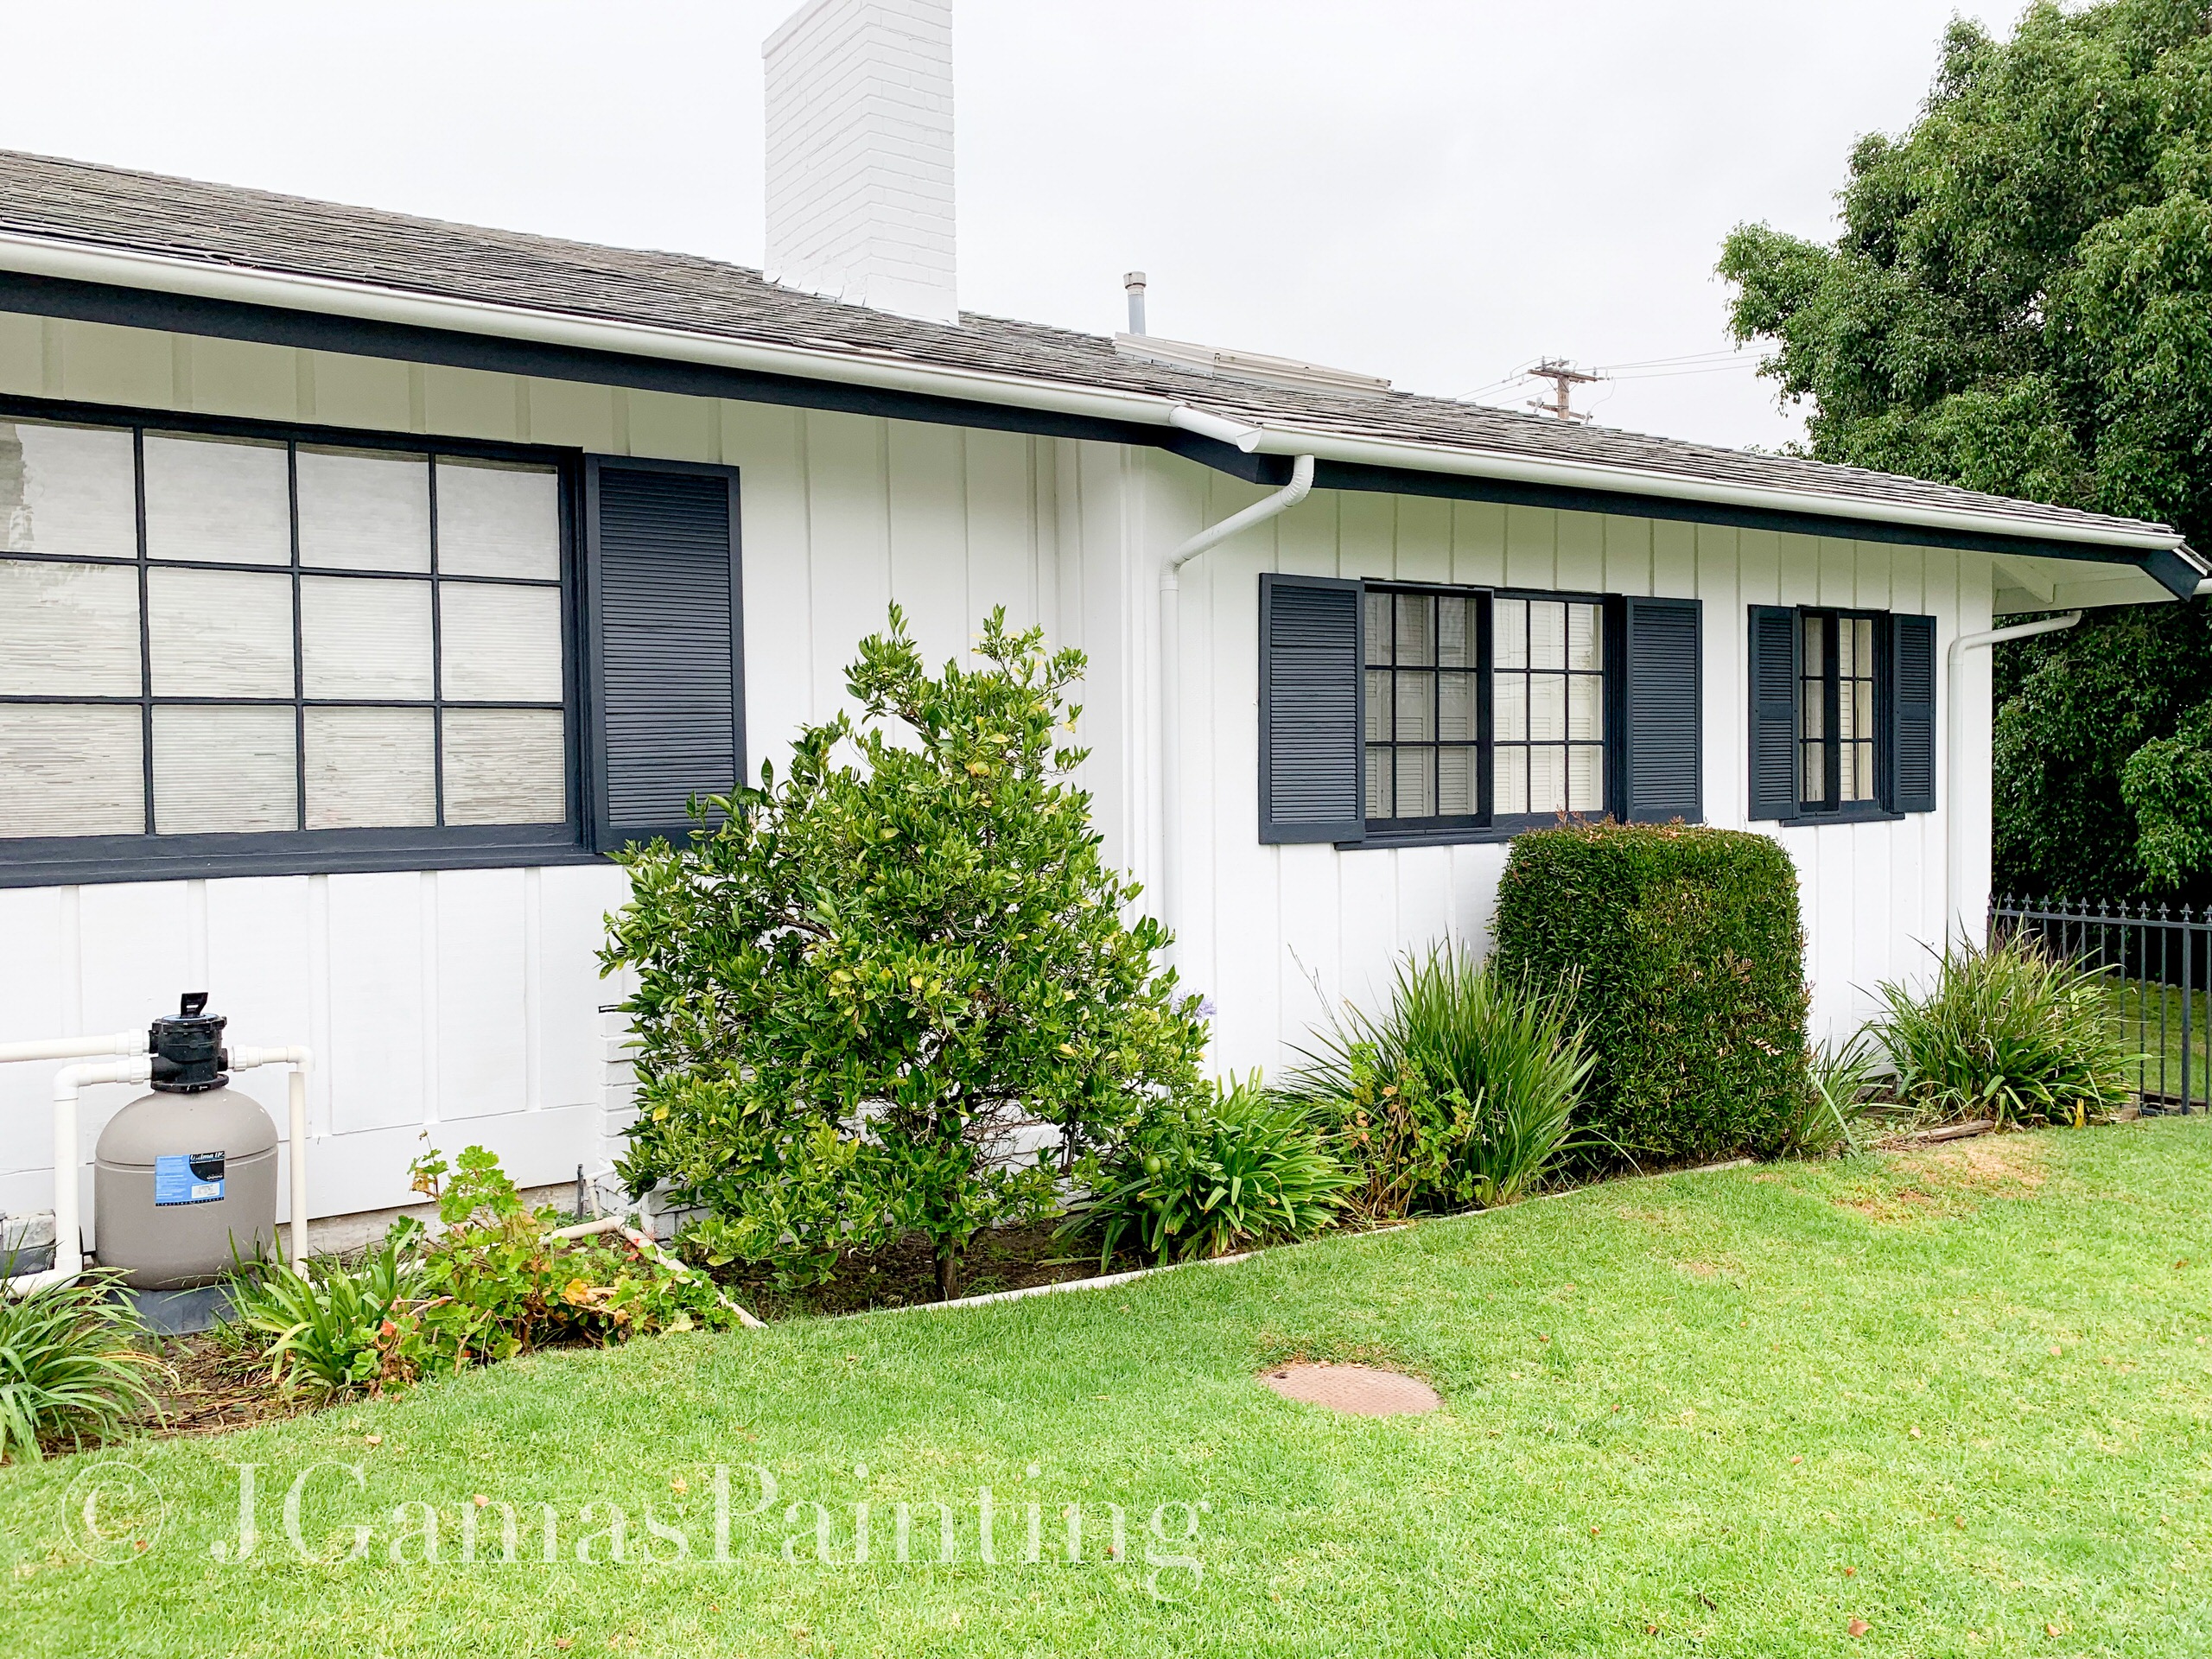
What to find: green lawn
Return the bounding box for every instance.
[5,1121,2212,1658]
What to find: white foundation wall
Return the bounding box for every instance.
[1116,448,1997,1077]
[0,316,1078,1235]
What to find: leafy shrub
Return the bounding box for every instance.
[1065,1076,1351,1266]
[0,1268,157,1460]
[1492,822,1813,1165]
[226,1145,743,1399]
[1282,946,1593,1216]
[608,607,1205,1300]
[1872,937,2137,1128]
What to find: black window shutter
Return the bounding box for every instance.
[1747,604,1800,821]
[585,459,744,849]
[1621,596,1703,823]
[1258,574,1364,844]
[1891,612,1937,814]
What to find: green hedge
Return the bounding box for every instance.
[1491,822,1812,1165]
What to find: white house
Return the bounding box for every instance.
[0,0,2198,1248]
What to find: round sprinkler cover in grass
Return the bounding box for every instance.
[1261,1363,1440,1416]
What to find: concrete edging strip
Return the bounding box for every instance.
[867,1157,1759,1318]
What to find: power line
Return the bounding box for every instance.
[1523,358,1601,423]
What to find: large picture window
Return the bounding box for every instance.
[0,411,574,861]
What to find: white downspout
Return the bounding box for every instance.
[1945,610,2082,940]
[1157,432,1316,970]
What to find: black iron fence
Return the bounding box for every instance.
[1988,893,2207,1115]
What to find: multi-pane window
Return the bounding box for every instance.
[1363,588,1480,823]
[1360,583,1609,831]
[1494,595,1605,818]
[1799,610,1878,810]
[0,416,569,841]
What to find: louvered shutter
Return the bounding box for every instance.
[1747,604,1800,821]
[585,460,744,849]
[1891,613,1937,814]
[1258,574,1364,844]
[1622,597,1702,823]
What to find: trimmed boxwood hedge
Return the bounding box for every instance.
[1491,822,1812,1165]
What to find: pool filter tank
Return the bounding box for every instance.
[93,994,278,1289]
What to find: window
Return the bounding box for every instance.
[1493,594,1605,820]
[1261,574,1702,846]
[1360,585,1609,833]
[1747,604,1937,822]
[1799,610,1878,811]
[0,411,576,869]
[1363,588,1481,825]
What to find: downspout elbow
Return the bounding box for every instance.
[1163,454,1317,589]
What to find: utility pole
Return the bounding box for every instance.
[1525,358,1602,423]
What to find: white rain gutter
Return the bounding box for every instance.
[0,231,2185,562]
[1157,439,1316,965]
[1945,612,2082,939]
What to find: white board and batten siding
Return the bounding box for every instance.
[0,317,1073,1234]
[0,314,1999,1233]
[1135,450,1994,1073]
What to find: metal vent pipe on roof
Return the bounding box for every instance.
[1124,271,1147,335]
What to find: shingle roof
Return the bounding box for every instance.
[0,147,2182,551]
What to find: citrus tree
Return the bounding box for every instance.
[604,607,1205,1300]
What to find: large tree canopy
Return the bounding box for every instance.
[1719,0,2212,899]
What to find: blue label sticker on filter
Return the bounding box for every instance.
[154,1151,225,1205]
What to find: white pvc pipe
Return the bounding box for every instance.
[1157,454,1316,968]
[231,1046,314,1272]
[0,1031,144,1065]
[41,1056,154,1288]
[0,229,2183,562]
[1945,611,2082,938]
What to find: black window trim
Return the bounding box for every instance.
[0,392,596,888]
[1344,576,1623,849]
[1770,601,1909,828]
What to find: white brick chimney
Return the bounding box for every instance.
[763,0,959,325]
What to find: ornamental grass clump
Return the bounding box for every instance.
[0,1268,158,1460]
[607,607,1205,1301]
[1064,1075,1351,1267]
[1281,946,1593,1217]
[1872,936,2137,1128]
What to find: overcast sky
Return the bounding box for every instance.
[0,1,2017,452]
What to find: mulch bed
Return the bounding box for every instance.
[718,1219,1147,1319]
[128,1334,314,1441]
[102,1223,1145,1443]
